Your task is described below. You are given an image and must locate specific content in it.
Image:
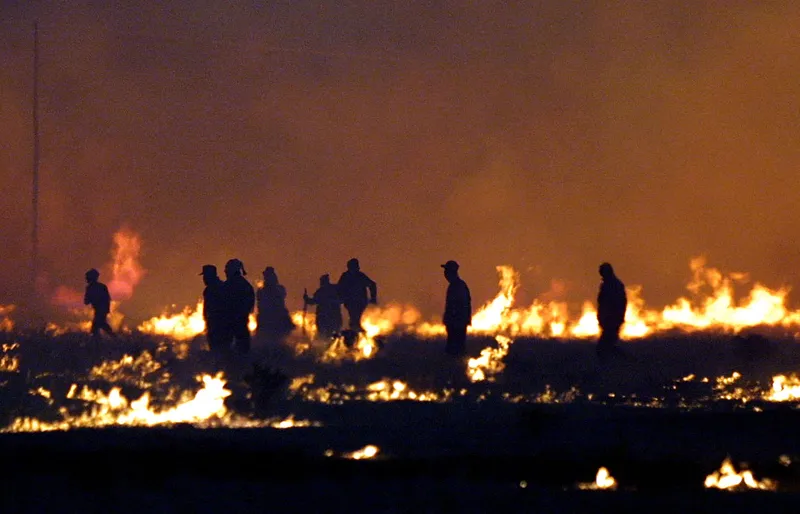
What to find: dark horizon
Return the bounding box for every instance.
[2,2,800,322]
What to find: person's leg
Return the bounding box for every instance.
[597,323,621,357]
[445,325,467,356]
[234,319,251,354]
[350,305,366,332]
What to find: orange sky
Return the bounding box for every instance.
[2,2,800,323]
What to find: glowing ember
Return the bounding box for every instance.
[712,371,752,402]
[89,352,165,387]
[343,444,380,460]
[704,457,776,490]
[289,376,450,403]
[0,304,15,331]
[0,354,19,373]
[578,467,617,490]
[268,414,317,429]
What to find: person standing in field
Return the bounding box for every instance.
[596,262,627,358]
[256,266,295,343]
[199,264,228,352]
[441,260,471,356]
[84,268,114,337]
[337,258,377,333]
[303,273,342,340]
[223,258,256,354]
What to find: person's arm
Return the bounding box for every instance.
[304,289,317,305]
[366,275,377,304]
[247,285,256,313]
[465,284,472,326]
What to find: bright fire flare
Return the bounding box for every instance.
[343,444,380,460]
[704,457,776,490]
[765,374,800,402]
[578,467,617,490]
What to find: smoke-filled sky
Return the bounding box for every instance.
[2,1,800,322]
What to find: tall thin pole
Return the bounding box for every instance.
[32,21,39,300]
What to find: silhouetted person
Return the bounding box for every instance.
[304,274,342,340]
[256,266,295,342]
[200,264,228,352]
[337,258,377,333]
[597,262,627,357]
[223,258,255,354]
[442,260,471,356]
[83,268,113,337]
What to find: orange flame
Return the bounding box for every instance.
[704,457,776,490]
[138,300,257,340]
[134,257,800,373]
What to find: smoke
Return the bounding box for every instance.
[2,2,800,322]
[50,227,145,317]
[107,228,146,301]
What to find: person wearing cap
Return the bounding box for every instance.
[223,258,256,354]
[199,264,228,352]
[304,273,342,340]
[256,266,295,343]
[83,268,114,337]
[337,258,377,333]
[596,262,627,357]
[442,260,471,356]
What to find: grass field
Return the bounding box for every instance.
[2,328,800,512]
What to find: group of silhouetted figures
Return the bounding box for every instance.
[197,257,379,355]
[83,257,628,358]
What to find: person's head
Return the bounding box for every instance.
[85,268,100,284]
[199,264,218,285]
[599,262,615,280]
[262,266,278,285]
[441,260,460,282]
[320,273,330,286]
[347,258,360,272]
[225,258,246,279]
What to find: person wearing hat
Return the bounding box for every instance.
[223,258,256,354]
[596,262,627,358]
[199,264,228,352]
[256,266,295,343]
[83,268,114,338]
[441,260,471,356]
[304,273,342,340]
[337,258,377,333]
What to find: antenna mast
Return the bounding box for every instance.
[31,21,39,297]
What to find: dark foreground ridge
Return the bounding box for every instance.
[3,406,800,513]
